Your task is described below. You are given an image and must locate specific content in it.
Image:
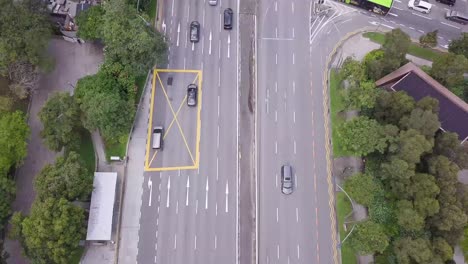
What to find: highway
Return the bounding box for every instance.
[256,1,359,263]
[136,0,240,263]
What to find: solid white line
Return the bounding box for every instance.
[441,21,460,29]
[171,0,174,16]
[194,235,197,250]
[196,199,198,214]
[275,110,277,122]
[277,245,280,259]
[275,53,278,64]
[409,26,415,30]
[275,82,278,93]
[217,95,220,116]
[275,141,278,154]
[174,234,177,249]
[412,12,432,20]
[297,244,300,259]
[276,173,278,188]
[292,81,295,94]
[292,27,295,38]
[275,27,278,38]
[275,1,277,11]
[219,39,221,59]
[216,157,219,181]
[294,140,296,154]
[253,13,257,264]
[293,111,296,123]
[218,68,221,86]
[214,235,217,249]
[292,1,294,13]
[276,208,279,222]
[216,203,218,215]
[381,24,394,29]
[296,208,299,222]
[292,53,295,65]
[418,29,425,33]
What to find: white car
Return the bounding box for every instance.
[209,0,218,5]
[408,0,432,14]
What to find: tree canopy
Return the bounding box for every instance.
[35,152,93,201]
[0,171,15,229]
[0,0,51,73]
[344,173,381,206]
[0,111,30,172]
[39,92,82,151]
[348,220,389,254]
[448,33,468,59]
[76,5,105,41]
[431,53,468,88]
[13,198,85,264]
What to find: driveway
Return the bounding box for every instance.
[5,38,103,264]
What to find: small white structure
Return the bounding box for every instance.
[86,172,117,242]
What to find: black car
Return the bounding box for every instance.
[281,165,293,195]
[190,21,200,43]
[224,8,233,30]
[187,84,198,107]
[437,0,455,6]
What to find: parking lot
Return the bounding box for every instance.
[144,69,202,171]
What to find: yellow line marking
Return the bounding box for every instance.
[145,165,198,172]
[149,149,159,165]
[157,73,196,164]
[155,69,201,73]
[144,71,157,169]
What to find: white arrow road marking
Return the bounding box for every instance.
[227,34,231,58]
[225,182,229,212]
[166,177,171,208]
[148,178,153,207]
[205,178,209,209]
[176,22,180,47]
[209,31,212,55]
[186,177,190,206]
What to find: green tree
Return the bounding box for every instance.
[399,108,440,139]
[348,220,389,254]
[339,57,367,84]
[395,129,433,164]
[0,0,51,72]
[363,49,386,80]
[448,33,468,59]
[434,132,468,169]
[338,116,393,156]
[35,152,93,201]
[344,80,379,111]
[419,30,438,48]
[0,111,30,172]
[394,237,435,264]
[75,72,134,141]
[102,0,167,74]
[410,173,440,217]
[431,53,468,88]
[396,200,425,231]
[416,96,439,114]
[76,5,105,41]
[0,172,15,229]
[14,198,85,264]
[380,158,415,197]
[380,29,411,74]
[39,92,81,151]
[374,91,415,125]
[432,237,453,262]
[344,173,381,206]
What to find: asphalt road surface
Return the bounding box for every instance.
[136,0,240,263]
[256,1,359,263]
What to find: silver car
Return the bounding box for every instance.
[281,165,293,195]
[187,84,198,107]
[209,0,218,5]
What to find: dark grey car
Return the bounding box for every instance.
[281,165,293,195]
[224,8,233,30]
[190,21,200,42]
[187,84,198,107]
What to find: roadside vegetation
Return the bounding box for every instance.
[363,31,444,62]
[333,28,468,263]
[76,0,167,159]
[336,192,357,264]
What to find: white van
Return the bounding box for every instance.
[152,126,164,150]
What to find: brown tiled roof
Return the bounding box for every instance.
[375,62,468,143]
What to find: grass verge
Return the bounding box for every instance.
[461,226,468,262]
[329,70,349,157]
[147,0,157,23]
[362,32,444,62]
[70,246,85,264]
[77,129,96,172]
[337,192,358,264]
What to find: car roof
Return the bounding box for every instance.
[191,21,200,26]
[417,0,432,8]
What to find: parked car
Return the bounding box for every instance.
[224,8,233,30]
[187,84,198,107]
[408,0,432,14]
[190,21,200,43]
[281,165,294,195]
[436,0,455,6]
[446,10,468,25]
